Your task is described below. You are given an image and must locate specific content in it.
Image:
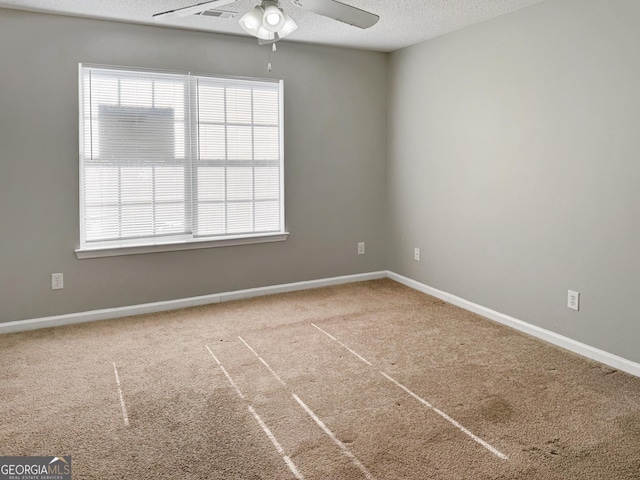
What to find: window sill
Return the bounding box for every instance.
[75,232,290,259]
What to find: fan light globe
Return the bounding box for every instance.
[239,6,264,35]
[278,12,298,38]
[256,26,275,41]
[262,4,285,32]
[266,12,281,25]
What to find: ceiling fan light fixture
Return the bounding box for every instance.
[262,4,285,32]
[239,6,264,35]
[278,12,298,38]
[237,0,300,42]
[256,26,275,41]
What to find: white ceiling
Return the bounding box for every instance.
[0,0,546,52]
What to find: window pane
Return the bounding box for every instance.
[198,84,225,123]
[254,126,279,160]
[197,204,225,236]
[121,167,153,204]
[197,167,225,202]
[226,202,253,233]
[255,201,280,232]
[89,75,118,117]
[156,203,185,235]
[254,167,279,200]
[84,166,119,206]
[120,78,152,107]
[154,81,185,119]
[121,204,153,237]
[156,167,185,202]
[85,206,119,242]
[227,125,252,160]
[253,90,279,125]
[199,125,226,160]
[226,88,252,124]
[227,167,253,201]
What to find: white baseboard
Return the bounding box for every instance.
[387,271,640,379]
[5,269,639,379]
[0,271,387,335]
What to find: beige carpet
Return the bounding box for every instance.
[1,279,639,479]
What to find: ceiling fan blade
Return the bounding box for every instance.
[293,0,379,29]
[154,0,238,20]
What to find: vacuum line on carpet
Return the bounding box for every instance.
[311,325,509,461]
[205,345,244,400]
[205,345,305,479]
[310,323,373,366]
[238,337,376,480]
[112,362,129,427]
[381,372,508,460]
[206,345,245,400]
[239,336,287,387]
[293,393,376,480]
[249,405,306,480]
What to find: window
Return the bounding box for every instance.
[77,64,286,258]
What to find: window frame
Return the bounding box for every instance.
[75,64,288,259]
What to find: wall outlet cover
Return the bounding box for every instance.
[568,290,579,311]
[52,273,64,290]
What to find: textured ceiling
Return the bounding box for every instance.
[0,0,546,52]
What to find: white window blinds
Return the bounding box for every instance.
[79,65,284,251]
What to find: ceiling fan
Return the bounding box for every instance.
[154,0,379,45]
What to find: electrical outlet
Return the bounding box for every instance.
[568,290,579,311]
[358,242,365,255]
[414,247,421,262]
[52,273,64,290]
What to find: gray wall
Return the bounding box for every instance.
[388,0,640,363]
[4,1,639,367]
[0,9,387,322]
